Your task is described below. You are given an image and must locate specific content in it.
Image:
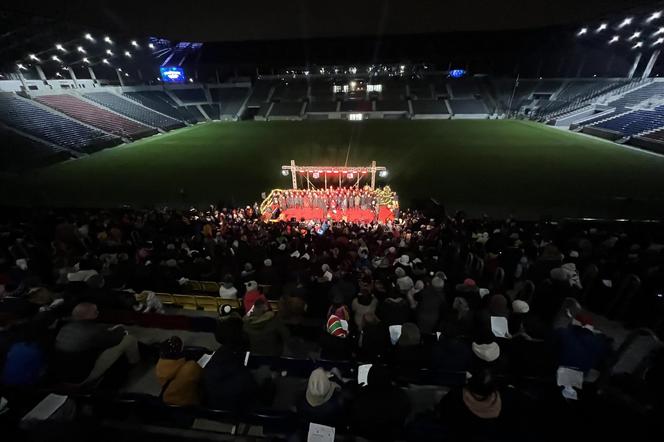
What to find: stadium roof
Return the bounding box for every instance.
[3,0,661,42]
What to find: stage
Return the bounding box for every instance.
[278,206,395,223]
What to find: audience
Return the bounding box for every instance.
[155,336,202,406]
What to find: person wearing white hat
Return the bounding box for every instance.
[299,367,343,423]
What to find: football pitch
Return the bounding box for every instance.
[4,119,664,219]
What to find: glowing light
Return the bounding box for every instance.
[16,63,26,70]
[647,11,662,23]
[55,43,66,52]
[104,36,113,44]
[608,35,620,44]
[117,67,123,72]
[124,72,129,77]
[654,27,664,36]
[618,17,633,28]
[148,43,155,49]
[83,57,90,64]
[628,31,641,41]
[55,72,62,77]
[654,37,664,46]
[347,172,354,179]
[131,40,139,47]
[379,170,388,178]
[84,33,94,41]
[51,55,61,62]
[102,58,110,64]
[281,170,290,176]
[106,49,114,55]
[577,27,588,36]
[189,78,194,83]
[596,23,608,32]
[124,51,131,57]
[632,41,643,49]
[77,46,86,53]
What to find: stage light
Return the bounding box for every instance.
[379,170,388,178]
[628,31,641,41]
[618,17,632,28]
[281,170,290,176]
[51,55,61,62]
[124,51,131,57]
[608,35,620,44]
[148,43,155,49]
[84,33,94,42]
[632,41,643,49]
[55,43,66,52]
[577,27,588,36]
[131,40,139,47]
[647,11,662,23]
[106,49,114,55]
[102,58,110,64]
[77,46,86,53]
[313,172,320,179]
[347,172,354,179]
[104,36,113,44]
[596,23,608,32]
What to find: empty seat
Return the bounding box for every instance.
[123,91,188,121]
[171,88,207,103]
[449,99,488,114]
[270,102,303,117]
[209,87,249,116]
[411,99,449,115]
[84,92,183,130]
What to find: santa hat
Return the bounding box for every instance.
[326,315,349,338]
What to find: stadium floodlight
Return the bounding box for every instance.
[628,31,641,41]
[281,170,290,176]
[28,54,39,61]
[124,51,131,57]
[654,27,664,36]
[653,37,664,46]
[104,36,113,44]
[84,33,95,42]
[647,11,662,23]
[16,63,26,70]
[595,23,608,32]
[189,78,194,83]
[77,46,86,53]
[608,35,620,44]
[117,67,122,72]
[55,72,62,77]
[106,49,114,56]
[51,55,61,62]
[148,43,155,49]
[618,17,632,28]
[131,40,139,47]
[102,58,110,64]
[124,72,129,77]
[55,43,66,52]
[83,57,90,64]
[577,27,588,36]
[379,170,388,178]
[632,41,643,49]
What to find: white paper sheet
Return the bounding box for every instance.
[557,366,584,389]
[490,316,509,338]
[388,325,402,345]
[22,394,68,422]
[357,363,372,385]
[197,352,214,368]
[308,422,335,442]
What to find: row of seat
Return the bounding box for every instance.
[145,291,277,312]
[83,92,183,130]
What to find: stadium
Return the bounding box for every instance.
[1,1,664,441]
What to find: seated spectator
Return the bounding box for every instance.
[202,314,257,412]
[242,299,289,356]
[489,294,510,318]
[1,325,46,386]
[415,276,447,334]
[243,280,266,313]
[320,314,352,360]
[554,313,610,374]
[437,368,514,439]
[441,297,475,337]
[218,274,238,299]
[327,290,350,322]
[431,328,473,375]
[358,312,391,362]
[394,322,427,367]
[257,258,281,299]
[278,291,307,326]
[351,364,411,440]
[155,336,202,406]
[376,291,411,325]
[298,367,346,427]
[351,283,378,331]
[53,302,140,384]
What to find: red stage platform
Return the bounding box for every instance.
[279,205,394,223]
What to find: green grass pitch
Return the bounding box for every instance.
[3,119,664,219]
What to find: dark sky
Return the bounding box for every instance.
[5,0,660,42]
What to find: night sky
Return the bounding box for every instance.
[5,0,660,42]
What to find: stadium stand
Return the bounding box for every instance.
[449,98,489,114]
[256,103,272,118]
[269,101,304,118]
[35,94,156,139]
[307,101,338,113]
[407,78,434,99]
[374,99,409,112]
[340,100,373,112]
[247,80,274,106]
[309,78,335,101]
[83,92,184,130]
[376,77,406,100]
[576,82,664,127]
[272,80,308,101]
[590,107,664,137]
[170,87,207,103]
[449,78,481,98]
[209,87,249,116]
[183,105,207,122]
[201,104,221,120]
[0,93,118,151]
[123,91,188,121]
[0,127,71,170]
[411,99,449,115]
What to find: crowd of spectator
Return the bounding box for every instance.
[1,205,664,440]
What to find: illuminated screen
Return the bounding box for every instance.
[449,69,467,78]
[160,66,186,83]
